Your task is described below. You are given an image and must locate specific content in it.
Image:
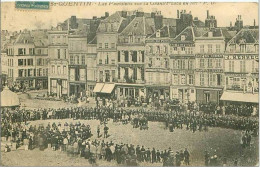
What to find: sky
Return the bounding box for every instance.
[1,1,259,32]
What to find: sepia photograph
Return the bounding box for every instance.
[0,1,259,167]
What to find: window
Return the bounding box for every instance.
[98,43,102,48]
[181,47,185,51]
[200,45,204,53]
[18,70,23,77]
[52,65,55,74]
[164,46,167,53]
[106,54,109,64]
[240,44,246,53]
[64,49,67,59]
[200,59,204,68]
[99,59,102,64]
[81,55,85,65]
[57,49,60,59]
[156,46,160,54]
[208,44,212,53]
[18,59,23,66]
[57,66,61,75]
[229,60,234,72]
[181,35,186,41]
[76,56,80,64]
[216,59,221,68]
[240,60,246,72]
[99,71,103,82]
[217,74,221,86]
[173,74,178,84]
[29,48,34,55]
[216,44,220,53]
[18,48,24,55]
[188,75,194,85]
[208,59,213,68]
[181,74,186,85]
[111,43,115,48]
[200,73,204,86]
[188,60,193,69]
[112,70,116,82]
[70,56,74,64]
[105,43,108,48]
[209,73,213,86]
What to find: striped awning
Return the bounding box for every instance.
[93,83,104,93]
[101,84,115,94]
[220,91,258,103]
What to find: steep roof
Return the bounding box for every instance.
[222,28,237,43]
[97,11,126,33]
[149,25,176,38]
[228,28,259,44]
[14,32,34,44]
[173,26,194,42]
[119,17,155,36]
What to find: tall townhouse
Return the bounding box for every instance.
[94,11,130,96]
[169,26,196,103]
[194,27,225,104]
[145,25,176,102]
[32,30,49,89]
[5,31,48,90]
[68,32,88,97]
[48,25,69,98]
[221,28,259,103]
[116,12,154,102]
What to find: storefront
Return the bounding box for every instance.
[196,87,223,104]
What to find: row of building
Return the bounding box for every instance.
[1,10,259,104]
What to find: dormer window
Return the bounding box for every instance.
[156,30,160,38]
[181,35,186,41]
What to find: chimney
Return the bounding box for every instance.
[121,11,127,18]
[254,19,256,27]
[207,10,209,19]
[177,10,179,19]
[230,21,232,27]
[93,16,97,20]
[105,12,109,18]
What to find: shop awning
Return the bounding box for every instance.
[220,91,259,103]
[101,84,115,94]
[93,83,104,93]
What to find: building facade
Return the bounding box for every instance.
[224,29,259,94]
[48,27,69,98]
[169,26,196,103]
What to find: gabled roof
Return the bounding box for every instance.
[172,26,194,42]
[119,17,155,36]
[97,11,126,33]
[228,28,259,44]
[221,28,237,42]
[14,32,34,44]
[149,25,176,39]
[34,39,48,47]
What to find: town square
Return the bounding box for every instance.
[0,1,259,167]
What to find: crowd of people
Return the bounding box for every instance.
[1,119,193,166]
[1,98,258,166]
[2,105,258,136]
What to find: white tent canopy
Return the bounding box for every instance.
[1,86,20,107]
[220,91,258,103]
